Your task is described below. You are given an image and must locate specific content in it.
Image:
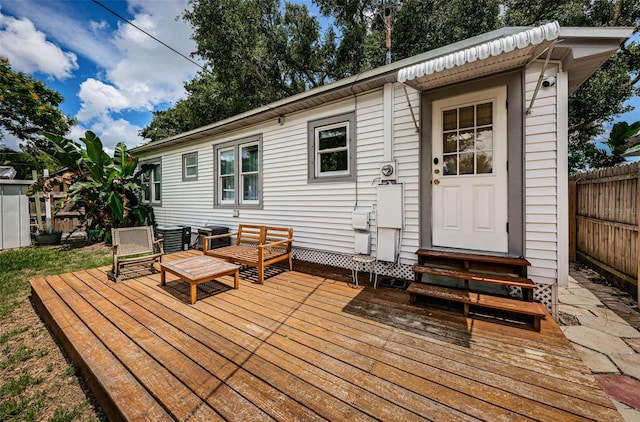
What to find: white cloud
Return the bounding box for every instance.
[0,11,78,79]
[0,1,120,69]
[76,78,131,122]
[1,0,200,152]
[70,115,144,154]
[72,0,198,150]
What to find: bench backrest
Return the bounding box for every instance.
[235,224,293,251]
[235,225,266,246]
[112,226,156,257]
[264,226,294,253]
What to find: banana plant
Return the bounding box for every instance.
[39,131,155,242]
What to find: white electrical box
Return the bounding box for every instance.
[354,231,371,254]
[377,228,398,262]
[376,183,403,229]
[351,208,370,230]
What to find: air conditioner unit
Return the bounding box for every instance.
[380,161,397,181]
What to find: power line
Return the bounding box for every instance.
[91,0,204,71]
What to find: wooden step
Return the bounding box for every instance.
[407,282,547,331]
[415,249,530,267]
[412,266,535,290]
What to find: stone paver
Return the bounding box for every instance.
[559,293,603,307]
[563,264,640,422]
[572,344,619,373]
[595,375,640,410]
[562,325,635,355]
[589,307,630,324]
[626,338,640,353]
[558,303,594,317]
[612,400,640,422]
[576,316,640,338]
[610,353,640,380]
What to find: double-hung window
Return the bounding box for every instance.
[140,160,162,205]
[214,135,262,208]
[182,152,198,181]
[308,112,356,182]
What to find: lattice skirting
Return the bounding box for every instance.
[534,283,558,320]
[292,247,415,280]
[293,246,558,317]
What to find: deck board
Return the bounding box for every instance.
[30,251,623,421]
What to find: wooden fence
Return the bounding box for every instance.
[569,162,639,299]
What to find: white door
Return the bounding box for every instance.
[431,86,508,253]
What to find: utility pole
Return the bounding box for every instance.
[383,2,394,65]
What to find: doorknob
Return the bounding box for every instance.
[433,179,440,185]
[433,157,439,165]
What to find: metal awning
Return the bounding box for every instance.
[397,22,560,91]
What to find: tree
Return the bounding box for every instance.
[501,0,640,171]
[35,131,155,242]
[0,58,75,150]
[142,0,341,141]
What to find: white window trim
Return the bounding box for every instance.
[140,159,162,206]
[182,152,198,181]
[213,135,263,209]
[240,142,260,205]
[308,112,356,183]
[314,122,351,178]
[217,147,236,205]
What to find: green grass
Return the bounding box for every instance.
[0,244,112,421]
[0,245,112,318]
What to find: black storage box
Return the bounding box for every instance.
[197,226,230,250]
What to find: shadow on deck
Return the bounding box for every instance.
[30,250,623,421]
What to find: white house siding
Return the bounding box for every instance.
[138,86,420,274]
[524,61,562,285]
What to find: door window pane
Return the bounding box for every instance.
[440,101,494,176]
[443,154,457,176]
[477,151,493,174]
[443,110,457,131]
[459,152,474,174]
[459,106,474,128]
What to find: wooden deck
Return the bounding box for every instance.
[30,250,622,421]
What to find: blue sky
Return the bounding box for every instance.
[0,0,638,155]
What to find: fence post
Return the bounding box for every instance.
[637,171,640,305]
[568,180,577,262]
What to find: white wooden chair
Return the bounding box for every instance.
[111,226,164,282]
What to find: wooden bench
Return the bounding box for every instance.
[111,226,164,282]
[202,224,294,284]
[407,283,547,331]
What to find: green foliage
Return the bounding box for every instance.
[392,0,500,59]
[0,146,58,179]
[37,131,156,241]
[0,58,75,150]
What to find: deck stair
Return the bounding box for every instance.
[409,249,547,330]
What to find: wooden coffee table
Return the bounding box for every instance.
[160,255,239,304]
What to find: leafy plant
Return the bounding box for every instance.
[34,131,155,242]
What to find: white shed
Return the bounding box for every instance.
[0,179,33,250]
